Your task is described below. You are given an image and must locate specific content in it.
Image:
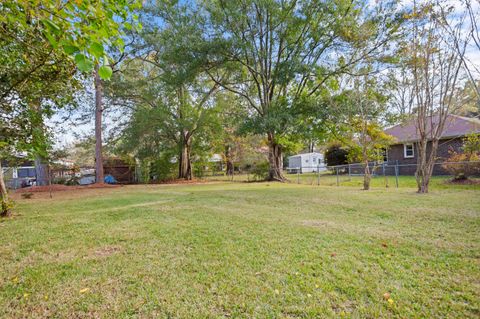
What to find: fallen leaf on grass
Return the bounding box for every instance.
[383,292,391,300]
[79,288,90,294]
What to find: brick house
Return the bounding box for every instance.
[384,114,480,175]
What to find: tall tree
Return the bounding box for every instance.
[435,0,480,98]
[334,79,393,190]
[94,65,105,184]
[204,0,402,181]
[409,1,466,193]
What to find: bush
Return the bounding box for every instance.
[53,176,79,186]
[442,152,480,180]
[251,161,269,181]
[150,156,177,181]
[65,176,80,186]
[324,144,348,166]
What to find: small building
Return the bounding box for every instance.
[384,114,480,175]
[1,159,36,189]
[103,158,135,183]
[287,152,326,173]
[79,174,96,185]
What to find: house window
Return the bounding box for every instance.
[17,168,36,178]
[404,143,414,158]
[378,148,388,163]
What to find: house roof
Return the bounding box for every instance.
[1,159,35,168]
[288,152,323,159]
[385,114,480,144]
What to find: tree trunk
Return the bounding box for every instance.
[363,160,371,190]
[34,156,48,186]
[94,65,104,184]
[415,139,438,194]
[267,132,285,181]
[178,136,192,180]
[0,161,11,217]
[30,100,49,186]
[308,140,315,153]
[225,145,234,176]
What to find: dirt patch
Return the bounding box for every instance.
[302,220,337,228]
[15,183,121,193]
[83,246,122,260]
[89,246,122,258]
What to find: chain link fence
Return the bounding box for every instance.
[200,161,480,188]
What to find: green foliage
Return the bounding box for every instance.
[203,0,403,175]
[324,143,349,166]
[251,161,270,181]
[0,197,13,217]
[98,66,113,80]
[1,0,141,78]
[151,156,177,182]
[463,133,480,155]
[346,119,394,164]
[110,4,223,179]
[442,133,480,180]
[443,152,480,180]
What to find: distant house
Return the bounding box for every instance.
[287,152,326,173]
[384,114,480,174]
[1,160,36,189]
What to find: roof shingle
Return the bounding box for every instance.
[384,114,480,143]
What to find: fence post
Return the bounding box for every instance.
[383,162,388,188]
[336,167,339,186]
[317,165,320,186]
[395,161,399,188]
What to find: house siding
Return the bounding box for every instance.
[387,138,464,175]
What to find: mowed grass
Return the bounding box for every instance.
[0,183,479,318]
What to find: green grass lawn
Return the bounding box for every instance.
[1,183,479,318]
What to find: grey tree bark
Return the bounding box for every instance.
[94,65,104,184]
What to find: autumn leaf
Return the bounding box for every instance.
[79,288,90,294]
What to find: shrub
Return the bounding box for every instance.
[324,144,348,166]
[251,161,269,181]
[65,176,79,186]
[442,152,480,180]
[150,156,177,181]
[463,133,480,154]
[443,133,480,180]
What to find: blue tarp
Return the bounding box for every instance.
[104,174,117,184]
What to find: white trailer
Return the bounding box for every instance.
[287,152,326,173]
